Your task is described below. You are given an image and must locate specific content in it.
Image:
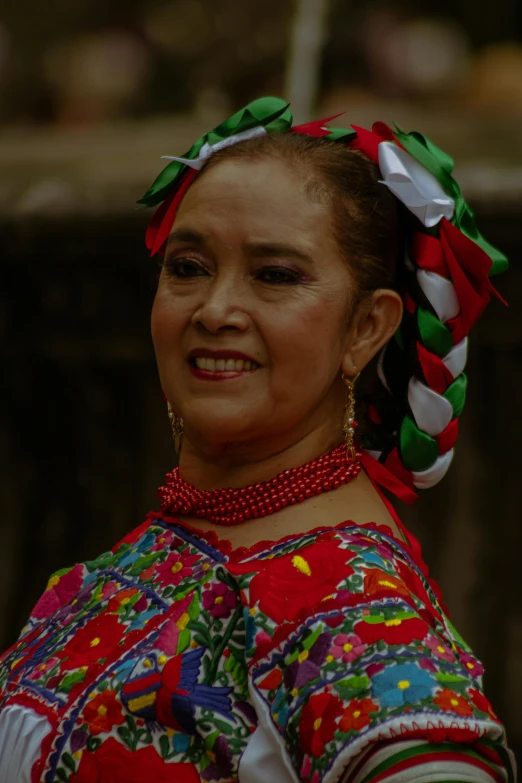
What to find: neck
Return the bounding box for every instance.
[177,422,344,490]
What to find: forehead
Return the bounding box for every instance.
[172,157,334,247]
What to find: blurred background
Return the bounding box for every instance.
[1,0,521,757]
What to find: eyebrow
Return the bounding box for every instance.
[166,229,315,267]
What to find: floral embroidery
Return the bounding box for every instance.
[329,633,365,664]
[371,663,436,707]
[0,519,509,782]
[83,688,125,735]
[339,697,379,732]
[299,692,344,757]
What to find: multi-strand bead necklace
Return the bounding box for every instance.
[158,443,362,526]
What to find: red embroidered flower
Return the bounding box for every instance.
[469,688,498,719]
[339,697,378,732]
[107,588,139,613]
[229,541,354,624]
[363,569,411,601]
[83,688,125,735]
[354,614,429,646]
[299,692,344,758]
[70,736,200,782]
[60,612,125,670]
[156,551,200,587]
[202,582,238,619]
[433,688,474,716]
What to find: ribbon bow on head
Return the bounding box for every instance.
[141,97,508,495]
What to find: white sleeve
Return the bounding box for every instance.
[0,703,51,783]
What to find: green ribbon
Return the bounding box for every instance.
[394,125,508,276]
[400,415,439,472]
[138,97,293,208]
[417,307,453,357]
[443,373,467,418]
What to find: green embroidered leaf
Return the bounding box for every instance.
[62,753,76,773]
[188,594,200,621]
[56,768,69,782]
[160,734,170,760]
[302,624,324,650]
[87,736,102,752]
[213,718,234,735]
[177,629,191,654]
[203,730,220,750]
[57,669,87,693]
[435,673,469,684]
[117,726,133,748]
[128,552,161,576]
[335,675,370,691]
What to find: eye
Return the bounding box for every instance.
[256,266,302,285]
[164,258,209,278]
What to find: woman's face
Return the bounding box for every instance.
[151,157,359,457]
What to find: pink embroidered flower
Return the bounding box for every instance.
[426,635,455,662]
[330,633,365,663]
[203,582,237,619]
[28,656,60,680]
[151,530,178,552]
[101,581,119,600]
[32,564,84,620]
[155,551,200,587]
[460,652,484,678]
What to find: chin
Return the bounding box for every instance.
[184,405,262,446]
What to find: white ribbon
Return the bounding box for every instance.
[161,125,267,170]
[408,377,453,436]
[378,141,455,228]
[412,449,454,489]
[417,269,460,324]
[443,337,468,379]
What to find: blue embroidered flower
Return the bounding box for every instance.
[360,551,386,567]
[173,732,191,752]
[371,663,435,708]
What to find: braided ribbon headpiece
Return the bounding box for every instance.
[140,97,508,498]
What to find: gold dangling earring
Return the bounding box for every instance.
[167,401,184,454]
[342,371,360,461]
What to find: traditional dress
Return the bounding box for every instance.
[0,510,515,782]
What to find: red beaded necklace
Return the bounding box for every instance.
[157,443,362,526]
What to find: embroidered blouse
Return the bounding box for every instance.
[0,513,515,783]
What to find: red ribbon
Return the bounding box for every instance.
[146,169,198,256]
[291,112,345,138]
[361,450,418,505]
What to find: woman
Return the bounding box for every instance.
[0,97,515,782]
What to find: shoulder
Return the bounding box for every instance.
[231,526,506,780]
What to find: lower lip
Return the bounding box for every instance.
[188,363,259,382]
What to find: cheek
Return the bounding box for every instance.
[150,288,185,362]
[266,291,348,372]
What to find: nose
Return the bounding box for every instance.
[191,274,250,335]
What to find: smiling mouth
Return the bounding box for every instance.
[189,357,260,372]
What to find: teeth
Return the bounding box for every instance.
[193,357,259,372]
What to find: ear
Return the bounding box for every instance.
[341,289,403,375]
